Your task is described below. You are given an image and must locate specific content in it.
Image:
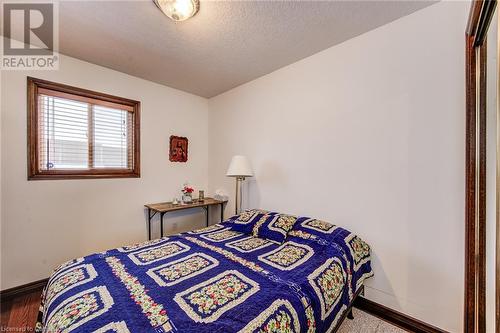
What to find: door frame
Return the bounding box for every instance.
[465,1,497,332]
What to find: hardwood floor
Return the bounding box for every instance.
[0,290,42,331]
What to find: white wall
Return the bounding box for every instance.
[208,2,467,332]
[1,54,210,289]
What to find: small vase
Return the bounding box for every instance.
[182,193,192,203]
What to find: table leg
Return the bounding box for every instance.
[205,206,209,227]
[148,208,152,240]
[220,203,224,222]
[160,212,165,238]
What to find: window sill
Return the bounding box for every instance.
[27,170,140,180]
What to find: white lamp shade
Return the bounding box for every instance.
[226,155,253,177]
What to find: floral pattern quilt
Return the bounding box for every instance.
[36,223,373,333]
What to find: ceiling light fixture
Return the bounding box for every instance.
[153,0,200,22]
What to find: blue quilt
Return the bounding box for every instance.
[36,214,373,333]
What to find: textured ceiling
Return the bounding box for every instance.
[58,1,436,98]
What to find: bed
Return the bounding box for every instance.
[36,210,373,333]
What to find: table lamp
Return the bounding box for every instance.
[226,155,253,214]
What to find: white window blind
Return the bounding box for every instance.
[38,93,133,171]
[93,105,131,169]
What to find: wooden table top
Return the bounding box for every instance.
[144,197,227,213]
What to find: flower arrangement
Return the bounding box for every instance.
[182,183,194,203]
[182,185,194,194]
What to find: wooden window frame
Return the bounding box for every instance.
[27,77,141,180]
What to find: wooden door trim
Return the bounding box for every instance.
[465,1,497,332]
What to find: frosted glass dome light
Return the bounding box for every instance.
[154,0,200,22]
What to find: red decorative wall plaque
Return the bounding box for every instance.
[169,136,188,162]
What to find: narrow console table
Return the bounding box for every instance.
[144,198,227,240]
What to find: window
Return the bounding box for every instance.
[28,77,140,179]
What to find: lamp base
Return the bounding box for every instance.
[235,176,245,215]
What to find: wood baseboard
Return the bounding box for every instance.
[353,297,449,333]
[0,279,48,301]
